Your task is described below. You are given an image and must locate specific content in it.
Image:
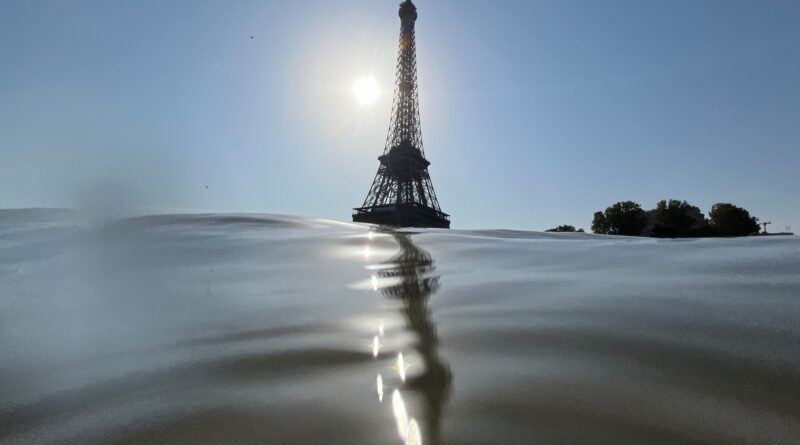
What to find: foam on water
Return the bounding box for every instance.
[1,210,799,444]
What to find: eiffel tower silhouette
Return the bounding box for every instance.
[352,1,450,229]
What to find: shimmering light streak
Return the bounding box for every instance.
[364,246,371,259]
[378,320,384,337]
[377,374,384,402]
[392,352,412,382]
[392,389,409,439]
[406,418,422,445]
[372,335,382,357]
[371,275,378,291]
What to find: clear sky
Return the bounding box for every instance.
[1,0,798,231]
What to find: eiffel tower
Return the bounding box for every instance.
[352,0,450,229]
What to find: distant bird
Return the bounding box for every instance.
[250,35,254,39]
[204,185,208,189]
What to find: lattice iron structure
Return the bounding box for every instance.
[352,0,450,229]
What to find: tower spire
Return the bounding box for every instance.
[352,1,450,228]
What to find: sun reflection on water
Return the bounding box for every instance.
[393,352,412,382]
[406,418,422,445]
[358,228,451,445]
[392,389,409,439]
[372,335,382,358]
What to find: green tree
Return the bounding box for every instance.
[651,199,705,237]
[592,201,647,236]
[709,203,759,236]
[592,212,609,234]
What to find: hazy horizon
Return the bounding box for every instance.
[1,0,798,231]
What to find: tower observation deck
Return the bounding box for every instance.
[352,0,450,229]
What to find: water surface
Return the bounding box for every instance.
[1,210,799,444]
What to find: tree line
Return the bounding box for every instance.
[589,200,760,237]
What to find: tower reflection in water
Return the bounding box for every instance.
[376,231,452,445]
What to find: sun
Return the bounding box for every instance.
[352,76,380,106]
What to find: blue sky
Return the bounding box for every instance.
[1,0,798,231]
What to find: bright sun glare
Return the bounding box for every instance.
[353,76,380,106]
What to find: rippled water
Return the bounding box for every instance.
[1,210,799,444]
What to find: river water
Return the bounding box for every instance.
[1,210,799,444]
